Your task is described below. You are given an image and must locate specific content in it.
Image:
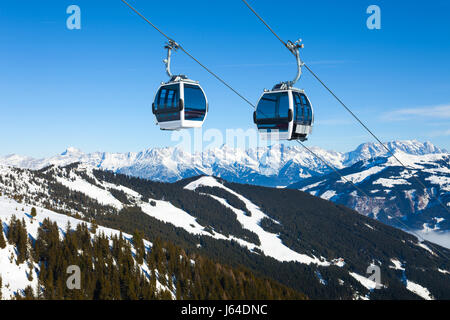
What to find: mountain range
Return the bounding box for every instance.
[1,140,448,238]
[0,140,445,185]
[288,149,450,243]
[0,162,448,299]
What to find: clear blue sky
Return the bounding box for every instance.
[0,0,449,157]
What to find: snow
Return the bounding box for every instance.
[1,140,445,188]
[184,176,223,191]
[425,175,450,192]
[385,151,426,169]
[300,180,324,191]
[0,242,38,300]
[422,223,439,233]
[434,217,445,224]
[55,173,123,210]
[409,229,450,249]
[320,190,336,200]
[101,181,141,199]
[415,242,438,255]
[364,223,375,231]
[340,166,385,184]
[139,198,256,250]
[372,207,380,219]
[185,176,331,266]
[438,268,450,275]
[349,272,381,290]
[405,280,434,300]
[389,258,405,270]
[353,293,370,300]
[332,258,346,267]
[0,196,134,299]
[0,197,124,242]
[373,178,411,188]
[315,271,327,285]
[140,200,209,236]
[0,195,182,300]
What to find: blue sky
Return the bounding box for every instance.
[0,0,449,157]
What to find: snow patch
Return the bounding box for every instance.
[405,280,434,300]
[320,190,336,201]
[349,272,381,290]
[389,258,405,270]
[340,166,385,184]
[373,178,411,188]
[56,174,123,210]
[185,176,331,266]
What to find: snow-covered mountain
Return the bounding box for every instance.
[0,197,166,299]
[1,140,448,237]
[0,140,446,187]
[288,150,450,239]
[0,162,448,299]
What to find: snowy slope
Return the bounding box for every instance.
[185,176,335,265]
[0,196,177,300]
[0,164,341,267]
[0,164,334,266]
[1,141,448,240]
[0,162,448,300]
[289,150,450,241]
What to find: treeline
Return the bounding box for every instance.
[93,170,260,245]
[0,165,117,218]
[196,186,252,217]
[1,215,306,300]
[225,181,450,299]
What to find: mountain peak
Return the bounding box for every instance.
[1,140,447,185]
[345,140,446,165]
[61,147,83,156]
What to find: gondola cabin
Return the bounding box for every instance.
[152,76,208,130]
[253,84,313,141]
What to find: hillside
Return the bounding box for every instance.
[288,151,450,238]
[0,196,304,300]
[0,163,448,299]
[1,140,445,187]
[1,140,448,237]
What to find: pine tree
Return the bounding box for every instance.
[0,219,6,249]
[7,215,18,245]
[27,262,34,281]
[30,207,37,218]
[16,219,29,264]
[90,219,98,234]
[19,285,35,300]
[132,230,145,265]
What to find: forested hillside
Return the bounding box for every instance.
[0,163,449,299]
[0,212,305,300]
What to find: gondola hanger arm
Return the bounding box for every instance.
[285,39,305,88]
[163,40,180,78]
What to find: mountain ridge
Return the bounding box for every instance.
[1,140,446,186]
[0,162,449,299]
[1,140,448,238]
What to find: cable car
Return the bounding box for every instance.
[254,84,313,141]
[253,39,314,141]
[152,41,208,130]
